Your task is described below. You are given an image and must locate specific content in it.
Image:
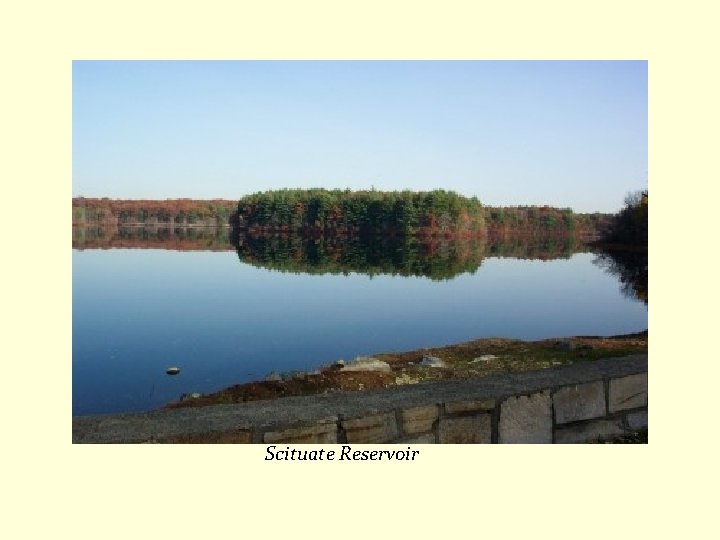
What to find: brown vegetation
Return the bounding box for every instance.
[72,198,237,226]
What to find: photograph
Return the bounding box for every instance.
[71,60,648,445]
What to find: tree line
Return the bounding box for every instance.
[603,190,648,246]
[72,198,237,226]
[235,188,609,238]
[72,190,612,239]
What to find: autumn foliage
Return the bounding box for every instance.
[72,198,237,226]
[72,191,611,240]
[235,189,609,239]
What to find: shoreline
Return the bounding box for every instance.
[161,330,648,412]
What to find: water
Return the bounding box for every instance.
[72,230,647,416]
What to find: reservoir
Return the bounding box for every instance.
[72,229,647,416]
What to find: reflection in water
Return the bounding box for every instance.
[72,225,592,280]
[236,233,589,280]
[72,225,233,251]
[593,249,648,304]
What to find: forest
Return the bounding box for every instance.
[235,188,483,236]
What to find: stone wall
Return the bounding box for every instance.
[73,354,647,444]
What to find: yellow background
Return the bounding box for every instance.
[3,0,716,538]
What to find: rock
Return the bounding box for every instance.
[265,371,282,382]
[341,356,392,372]
[420,355,446,368]
[472,354,498,363]
[166,367,181,375]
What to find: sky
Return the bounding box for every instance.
[72,61,647,213]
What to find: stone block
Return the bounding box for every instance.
[625,410,648,431]
[401,433,436,444]
[438,415,492,444]
[553,381,606,424]
[401,405,439,435]
[444,399,495,415]
[343,413,399,443]
[609,373,648,412]
[499,392,552,443]
[263,421,337,444]
[555,418,626,443]
[160,430,252,444]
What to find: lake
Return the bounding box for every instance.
[72,228,647,416]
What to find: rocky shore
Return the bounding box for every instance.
[164,330,648,410]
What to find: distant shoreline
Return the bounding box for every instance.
[72,194,614,239]
[72,222,232,228]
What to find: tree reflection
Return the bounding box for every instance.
[72,225,234,251]
[72,225,604,283]
[593,249,648,304]
[235,233,587,281]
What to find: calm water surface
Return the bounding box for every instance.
[72,232,647,415]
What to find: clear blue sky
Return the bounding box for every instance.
[72,61,647,213]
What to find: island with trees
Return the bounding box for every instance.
[234,188,610,239]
